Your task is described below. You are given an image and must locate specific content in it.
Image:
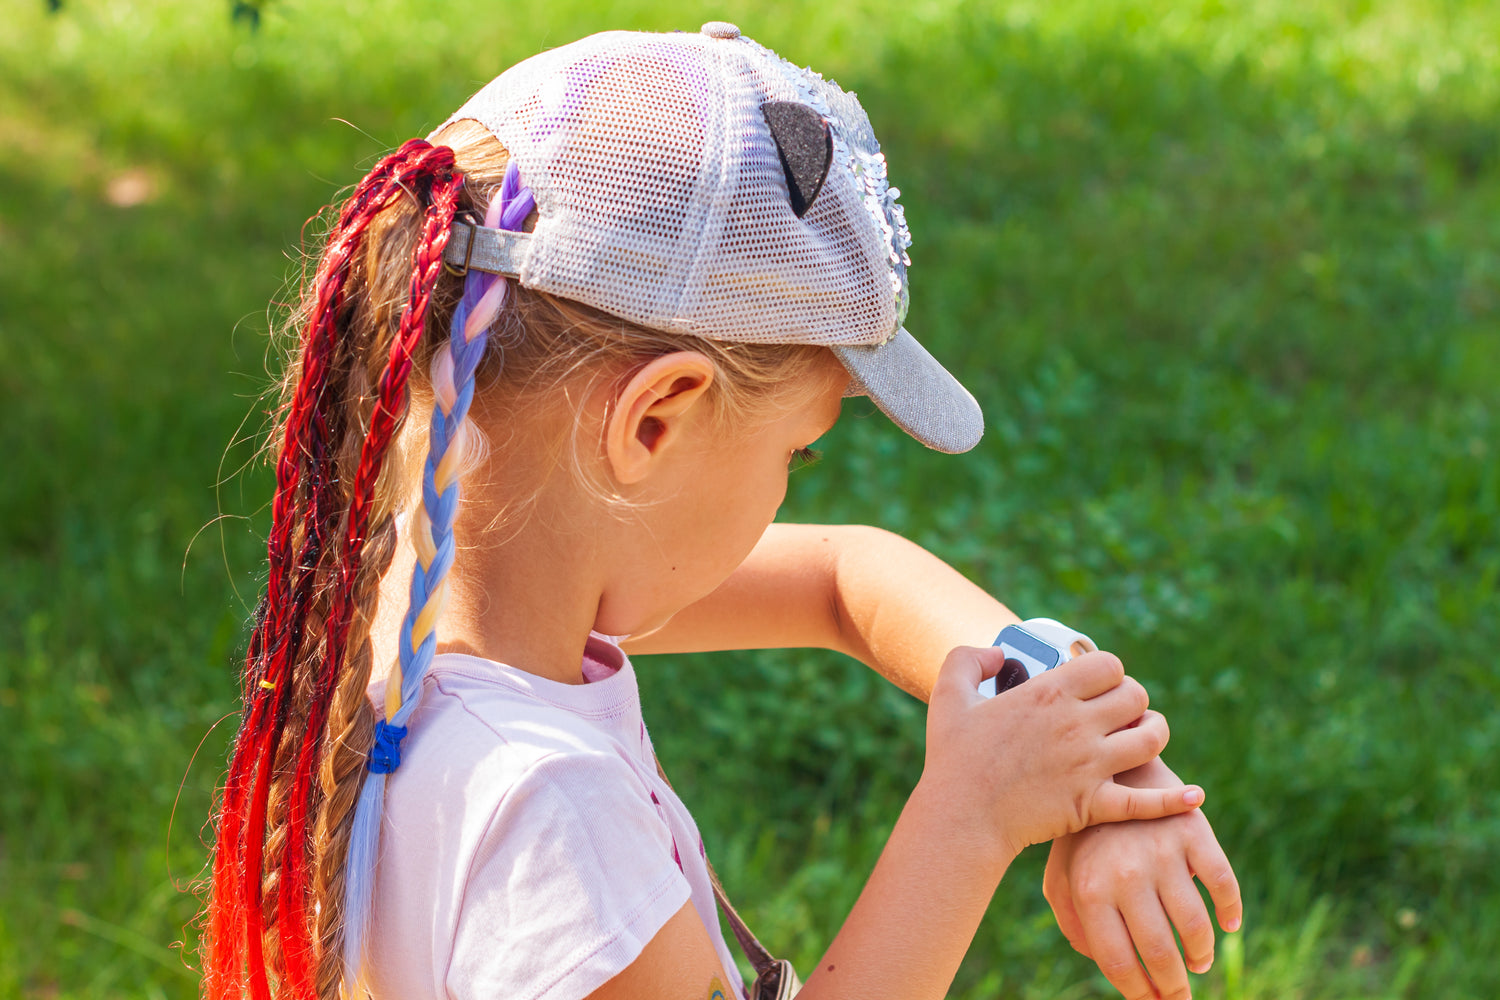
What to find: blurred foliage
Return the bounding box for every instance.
[42,0,274,25]
[1,0,1496,997]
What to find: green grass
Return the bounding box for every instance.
[2,0,1496,996]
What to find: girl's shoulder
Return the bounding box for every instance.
[377,648,676,867]
[367,652,694,999]
[380,647,658,796]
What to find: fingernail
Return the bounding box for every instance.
[1190,960,1211,974]
[1227,916,1241,932]
[1183,787,1204,806]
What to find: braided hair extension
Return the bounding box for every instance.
[204,138,463,1000]
[308,521,393,999]
[339,160,535,990]
[275,150,463,997]
[208,146,409,1000]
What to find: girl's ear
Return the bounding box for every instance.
[604,351,717,485]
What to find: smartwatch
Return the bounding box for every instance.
[977,617,1098,698]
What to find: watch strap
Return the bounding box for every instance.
[1018,617,1097,659]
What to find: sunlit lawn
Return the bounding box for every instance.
[1,1,1496,997]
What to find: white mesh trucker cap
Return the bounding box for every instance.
[437,22,983,453]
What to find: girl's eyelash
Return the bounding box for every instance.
[792,446,822,467]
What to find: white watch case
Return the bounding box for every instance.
[977,617,1097,697]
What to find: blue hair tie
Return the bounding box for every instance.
[368,719,409,774]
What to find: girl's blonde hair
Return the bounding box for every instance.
[204,120,826,1000]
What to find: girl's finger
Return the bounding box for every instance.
[1161,869,1216,976]
[1074,901,1160,1000]
[1120,891,1191,1000]
[1090,782,1205,826]
[1100,710,1171,774]
[1052,650,1126,700]
[932,645,1002,702]
[1042,858,1093,958]
[1084,675,1152,731]
[1188,835,1244,935]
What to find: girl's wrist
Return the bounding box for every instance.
[909,772,1022,879]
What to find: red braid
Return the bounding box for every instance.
[277,152,462,996]
[205,139,462,1000]
[208,145,415,996]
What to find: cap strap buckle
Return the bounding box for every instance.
[442,220,529,278]
[443,216,478,277]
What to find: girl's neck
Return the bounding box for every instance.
[370,497,611,688]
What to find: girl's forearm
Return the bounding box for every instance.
[798,777,1018,1000]
[823,524,1020,700]
[621,523,1018,687]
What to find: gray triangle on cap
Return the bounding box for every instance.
[831,329,983,454]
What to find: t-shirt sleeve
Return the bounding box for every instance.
[445,750,691,1000]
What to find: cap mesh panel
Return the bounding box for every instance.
[444,31,899,346]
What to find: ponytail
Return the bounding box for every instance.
[204,138,466,1000]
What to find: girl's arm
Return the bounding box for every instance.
[625,522,1241,1000]
[589,776,1013,1000]
[588,647,1204,1000]
[623,522,1018,695]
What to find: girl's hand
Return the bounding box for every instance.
[921,647,1204,857]
[1043,762,1242,1000]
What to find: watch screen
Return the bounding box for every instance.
[978,625,1066,697]
[996,626,1063,677]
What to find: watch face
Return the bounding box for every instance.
[978,625,1065,698]
[997,626,1064,677]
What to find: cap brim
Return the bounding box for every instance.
[831,328,983,454]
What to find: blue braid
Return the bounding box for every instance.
[342,160,535,987]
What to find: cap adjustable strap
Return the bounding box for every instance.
[443,221,531,277]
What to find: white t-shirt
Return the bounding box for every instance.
[365,635,744,999]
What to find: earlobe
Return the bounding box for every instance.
[604,352,717,486]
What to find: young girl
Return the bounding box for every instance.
[204,24,1239,1000]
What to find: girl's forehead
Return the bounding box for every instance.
[722,365,843,439]
[796,367,849,433]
